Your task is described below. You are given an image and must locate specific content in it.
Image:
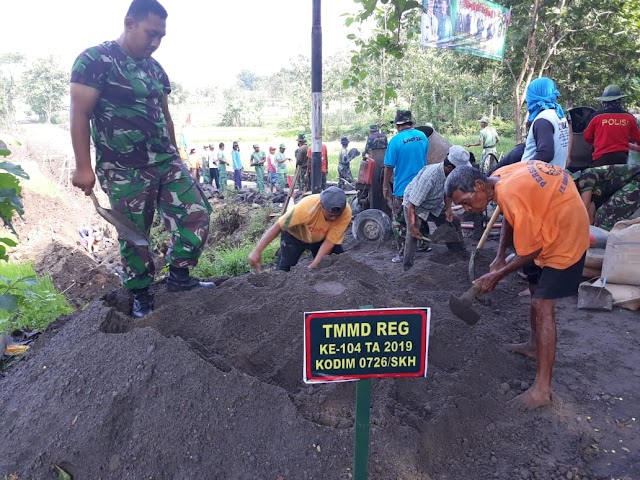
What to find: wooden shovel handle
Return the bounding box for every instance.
[476,206,501,251]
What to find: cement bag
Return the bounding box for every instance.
[592,279,640,311]
[601,218,640,286]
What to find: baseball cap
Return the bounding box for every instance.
[208,143,215,148]
[297,134,307,142]
[340,136,349,145]
[320,186,347,214]
[279,143,286,149]
[479,116,490,124]
[252,143,259,148]
[394,109,413,125]
[269,146,276,151]
[447,145,472,168]
[232,141,239,146]
[369,124,379,132]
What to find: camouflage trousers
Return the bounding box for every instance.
[277,172,287,190]
[254,165,266,193]
[298,165,309,191]
[219,166,227,190]
[391,197,407,252]
[338,163,353,189]
[97,160,212,290]
[595,180,640,231]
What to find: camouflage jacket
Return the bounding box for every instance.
[71,41,177,169]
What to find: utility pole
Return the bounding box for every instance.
[311,0,322,193]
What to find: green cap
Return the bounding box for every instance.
[369,124,379,132]
[479,116,490,124]
[252,143,259,148]
[279,143,286,149]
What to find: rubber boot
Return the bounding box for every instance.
[166,266,216,292]
[132,287,154,319]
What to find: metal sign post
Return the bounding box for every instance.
[311,0,323,193]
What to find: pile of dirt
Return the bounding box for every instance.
[1,239,638,479]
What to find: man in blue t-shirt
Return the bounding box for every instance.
[383,109,429,262]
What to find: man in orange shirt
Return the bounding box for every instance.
[445,161,590,410]
[307,143,328,190]
[248,187,351,272]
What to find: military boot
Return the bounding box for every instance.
[166,266,216,292]
[132,287,154,318]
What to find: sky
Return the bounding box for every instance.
[1,0,358,88]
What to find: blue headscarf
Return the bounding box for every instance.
[525,77,565,122]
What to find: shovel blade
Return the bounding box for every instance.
[577,284,613,311]
[449,293,481,325]
[95,206,148,247]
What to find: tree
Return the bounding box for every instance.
[20,57,67,123]
[345,0,640,140]
[237,69,261,91]
[168,81,189,106]
[0,54,25,129]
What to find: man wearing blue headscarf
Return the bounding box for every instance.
[520,77,571,169]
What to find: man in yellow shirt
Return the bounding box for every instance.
[248,187,351,272]
[445,162,589,410]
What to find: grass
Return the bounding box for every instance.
[191,241,278,278]
[0,262,74,334]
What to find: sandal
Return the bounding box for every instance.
[391,254,404,263]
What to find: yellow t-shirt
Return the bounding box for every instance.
[278,194,352,245]
[494,161,590,269]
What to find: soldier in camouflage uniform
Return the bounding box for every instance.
[249,144,266,194]
[363,124,388,158]
[573,165,640,231]
[70,0,214,319]
[337,137,356,189]
[295,134,309,191]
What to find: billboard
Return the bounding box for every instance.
[421,0,511,61]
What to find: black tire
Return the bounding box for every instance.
[352,209,392,243]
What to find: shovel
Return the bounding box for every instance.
[449,284,482,325]
[577,280,613,311]
[452,253,516,325]
[89,192,148,247]
[468,206,501,283]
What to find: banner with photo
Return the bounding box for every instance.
[421,0,511,61]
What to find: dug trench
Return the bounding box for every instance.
[0,236,639,479]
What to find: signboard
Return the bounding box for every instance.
[304,308,430,383]
[421,0,511,61]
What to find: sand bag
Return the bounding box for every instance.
[591,279,640,311]
[601,218,640,286]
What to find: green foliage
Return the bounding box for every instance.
[193,204,279,278]
[345,0,640,140]
[0,141,29,255]
[0,262,73,334]
[19,56,68,123]
[192,242,278,278]
[237,69,261,91]
[168,81,189,106]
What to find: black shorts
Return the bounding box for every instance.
[524,253,586,300]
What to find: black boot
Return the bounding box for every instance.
[132,287,154,318]
[166,266,216,292]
